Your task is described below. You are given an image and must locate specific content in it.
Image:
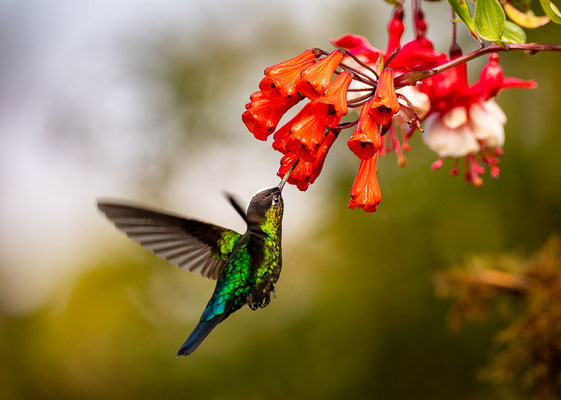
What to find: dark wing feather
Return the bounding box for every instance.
[97,201,242,280]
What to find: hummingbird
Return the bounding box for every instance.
[96,166,295,356]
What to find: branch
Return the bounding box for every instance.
[395,43,561,88]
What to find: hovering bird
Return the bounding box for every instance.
[97,168,295,356]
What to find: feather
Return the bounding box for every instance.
[97,201,242,280]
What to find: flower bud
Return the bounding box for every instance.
[480,53,503,100]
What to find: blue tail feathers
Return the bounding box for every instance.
[176,316,223,356]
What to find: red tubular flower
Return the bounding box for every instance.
[419,62,471,115]
[264,49,317,76]
[348,154,381,213]
[347,100,381,160]
[272,103,313,154]
[369,68,400,125]
[415,8,427,38]
[260,49,316,100]
[298,50,344,99]
[277,153,299,183]
[285,107,327,162]
[242,91,299,140]
[387,38,446,72]
[311,71,353,123]
[479,53,503,100]
[277,131,337,191]
[272,124,291,154]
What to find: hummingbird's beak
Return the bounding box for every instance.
[277,160,299,191]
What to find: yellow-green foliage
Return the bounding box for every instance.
[437,237,561,399]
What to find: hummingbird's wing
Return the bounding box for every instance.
[224,192,249,225]
[97,202,242,280]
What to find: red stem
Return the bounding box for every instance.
[412,0,420,38]
[450,8,457,49]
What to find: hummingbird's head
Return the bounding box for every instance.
[247,187,283,223]
[246,161,295,226]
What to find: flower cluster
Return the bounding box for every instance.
[242,4,538,212]
[419,51,536,185]
[243,48,349,181]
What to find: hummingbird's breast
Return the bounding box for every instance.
[248,207,283,310]
[249,235,282,310]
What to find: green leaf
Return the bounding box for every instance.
[475,0,506,41]
[504,3,550,28]
[383,0,400,5]
[447,0,477,35]
[539,0,561,24]
[500,20,527,43]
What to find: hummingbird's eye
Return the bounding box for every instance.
[272,195,280,206]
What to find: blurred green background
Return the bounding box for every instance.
[1,1,560,399]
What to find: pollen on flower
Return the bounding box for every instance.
[466,154,485,187]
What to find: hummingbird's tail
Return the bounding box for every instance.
[177,316,223,356]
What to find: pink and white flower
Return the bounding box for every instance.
[419,52,536,185]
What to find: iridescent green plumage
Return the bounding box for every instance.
[200,187,284,321]
[212,230,242,262]
[97,182,287,357]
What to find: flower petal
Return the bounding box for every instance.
[348,154,381,212]
[423,113,480,158]
[501,77,537,90]
[469,101,506,148]
[396,86,430,120]
[442,106,468,129]
[330,34,381,64]
[369,69,400,125]
[299,50,344,99]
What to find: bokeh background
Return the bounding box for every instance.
[1,0,560,398]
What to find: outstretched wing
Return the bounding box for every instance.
[97,201,242,280]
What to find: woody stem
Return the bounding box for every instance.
[337,66,377,87]
[395,43,561,88]
[316,48,377,85]
[329,120,358,131]
[338,49,380,79]
[347,91,375,105]
[451,8,457,48]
